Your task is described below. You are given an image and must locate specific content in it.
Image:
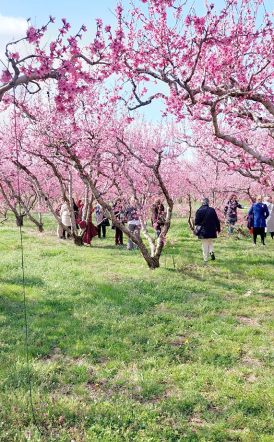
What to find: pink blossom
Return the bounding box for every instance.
[50,41,57,52]
[1,70,12,82]
[26,26,38,43]
[9,52,19,60]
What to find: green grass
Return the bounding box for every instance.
[1,213,274,441]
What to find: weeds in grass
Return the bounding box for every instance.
[0,214,274,440]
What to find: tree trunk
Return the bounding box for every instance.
[142,254,160,269]
[16,214,24,227]
[25,212,44,232]
[73,234,84,246]
[137,240,160,269]
[187,195,195,233]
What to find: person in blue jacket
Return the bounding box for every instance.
[248,195,269,246]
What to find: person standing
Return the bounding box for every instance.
[151,198,165,238]
[125,198,141,250]
[60,200,71,239]
[95,204,110,239]
[76,200,98,246]
[113,199,124,245]
[73,198,79,230]
[248,195,269,246]
[195,197,220,262]
[224,194,245,234]
[56,199,63,239]
[264,196,274,239]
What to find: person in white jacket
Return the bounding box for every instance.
[60,201,71,239]
[264,196,274,239]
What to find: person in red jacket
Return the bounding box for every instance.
[77,201,98,246]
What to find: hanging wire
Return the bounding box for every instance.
[13,87,38,429]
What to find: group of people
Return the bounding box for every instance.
[57,193,272,262]
[56,197,166,249]
[57,199,112,245]
[195,194,273,262]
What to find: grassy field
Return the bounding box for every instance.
[1,212,274,441]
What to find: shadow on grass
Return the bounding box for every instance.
[0,276,46,288]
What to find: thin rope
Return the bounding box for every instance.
[13,88,37,427]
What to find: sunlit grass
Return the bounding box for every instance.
[1,212,274,441]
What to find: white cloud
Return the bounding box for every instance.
[0,13,28,61]
[0,12,27,36]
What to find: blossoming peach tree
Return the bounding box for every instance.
[1,0,274,167]
[0,85,183,268]
[1,0,274,267]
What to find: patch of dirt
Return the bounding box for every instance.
[188,415,209,428]
[162,332,195,346]
[227,428,250,437]
[183,313,197,319]
[244,373,258,383]
[184,264,199,271]
[164,386,182,398]
[86,378,108,399]
[237,316,261,327]
[166,337,187,347]
[223,293,236,299]
[258,289,273,295]
[131,394,162,404]
[242,356,263,367]
[99,357,109,364]
[42,347,63,361]
[208,404,223,414]
[156,306,199,320]
[262,297,274,302]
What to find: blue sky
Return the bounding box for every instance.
[0,0,212,51]
[1,0,273,123]
[0,0,213,122]
[1,0,210,31]
[1,1,118,30]
[0,1,120,55]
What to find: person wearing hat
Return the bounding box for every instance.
[195,197,221,262]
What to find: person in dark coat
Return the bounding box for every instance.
[151,198,165,238]
[195,197,221,262]
[224,194,245,234]
[113,199,124,245]
[248,195,269,246]
[73,198,79,230]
